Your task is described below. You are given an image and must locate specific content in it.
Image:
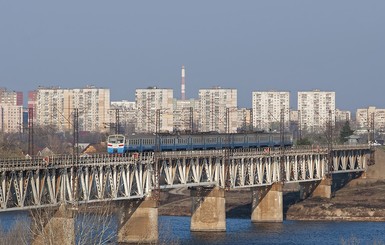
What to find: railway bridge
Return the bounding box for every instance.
[0,145,372,243]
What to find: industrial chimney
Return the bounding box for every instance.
[181,65,186,100]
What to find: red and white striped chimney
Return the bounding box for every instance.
[181,65,186,100]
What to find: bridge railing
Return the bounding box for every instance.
[0,153,156,171]
[0,144,370,171]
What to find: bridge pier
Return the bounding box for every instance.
[190,186,226,232]
[251,183,283,222]
[299,181,319,200]
[117,197,158,244]
[312,178,332,199]
[32,204,75,245]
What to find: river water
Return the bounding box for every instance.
[1,212,384,244]
[158,216,385,245]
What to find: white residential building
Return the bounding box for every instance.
[0,105,23,133]
[135,87,174,133]
[252,91,290,131]
[0,89,23,133]
[111,100,136,134]
[29,86,110,132]
[198,87,237,133]
[298,90,335,132]
[173,99,200,132]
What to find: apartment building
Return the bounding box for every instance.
[0,88,23,133]
[356,106,385,130]
[252,91,290,131]
[198,87,237,133]
[237,108,252,132]
[335,109,351,122]
[0,88,23,105]
[298,90,335,132]
[173,99,200,132]
[135,87,174,133]
[29,86,110,132]
[111,100,136,134]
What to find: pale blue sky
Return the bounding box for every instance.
[1,1,384,110]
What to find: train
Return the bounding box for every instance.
[107,131,293,154]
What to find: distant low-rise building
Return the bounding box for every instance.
[335,109,351,122]
[356,106,385,131]
[237,108,252,132]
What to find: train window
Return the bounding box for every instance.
[234,136,242,142]
[206,137,216,143]
[108,136,116,143]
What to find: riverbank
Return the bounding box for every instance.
[286,180,385,221]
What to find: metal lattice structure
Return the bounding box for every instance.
[0,145,371,212]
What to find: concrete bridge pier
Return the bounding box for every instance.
[298,178,332,199]
[190,186,226,232]
[299,182,319,200]
[117,197,158,244]
[32,204,75,245]
[312,178,332,199]
[251,183,283,222]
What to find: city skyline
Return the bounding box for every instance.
[0,84,379,113]
[1,1,385,111]
[1,84,384,136]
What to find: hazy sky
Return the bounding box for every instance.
[1,1,384,110]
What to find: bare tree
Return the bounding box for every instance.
[75,202,116,245]
[26,202,116,245]
[0,133,25,158]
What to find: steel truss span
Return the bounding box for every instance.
[0,145,371,212]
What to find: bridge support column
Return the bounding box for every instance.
[312,178,332,199]
[32,205,75,245]
[251,183,283,222]
[117,198,158,244]
[299,182,319,200]
[190,187,226,232]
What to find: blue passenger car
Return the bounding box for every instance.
[107,132,293,154]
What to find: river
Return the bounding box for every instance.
[1,212,384,244]
[158,216,385,245]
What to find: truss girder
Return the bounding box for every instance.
[0,146,370,212]
[0,157,152,211]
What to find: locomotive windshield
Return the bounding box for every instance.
[108,134,125,144]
